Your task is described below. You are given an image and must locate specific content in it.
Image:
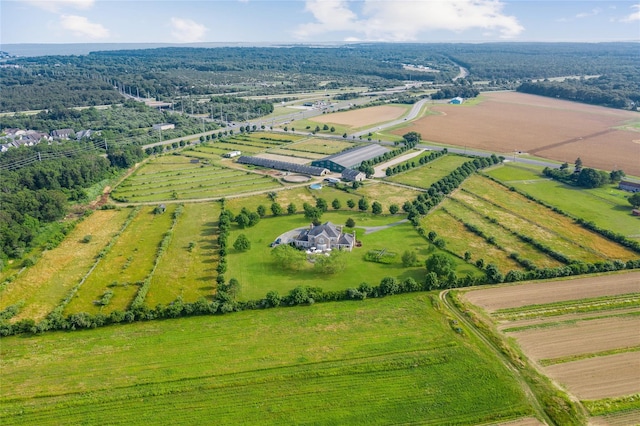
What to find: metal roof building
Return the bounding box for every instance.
[237,156,328,176]
[311,144,389,173]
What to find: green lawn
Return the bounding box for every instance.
[486,164,640,241]
[0,294,532,425]
[387,154,471,188]
[225,212,479,301]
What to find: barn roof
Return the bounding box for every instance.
[237,156,328,176]
[322,144,389,169]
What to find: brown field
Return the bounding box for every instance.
[463,272,640,312]
[590,410,640,426]
[544,352,640,399]
[397,92,640,175]
[511,316,640,361]
[311,105,406,127]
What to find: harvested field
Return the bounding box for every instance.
[463,272,640,312]
[494,418,545,426]
[544,352,640,399]
[511,316,640,361]
[396,92,640,175]
[311,105,406,128]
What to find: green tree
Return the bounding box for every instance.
[577,168,607,188]
[233,234,251,251]
[628,193,640,208]
[331,198,341,210]
[345,217,356,228]
[389,204,399,215]
[303,205,323,224]
[271,202,283,216]
[401,250,417,267]
[427,231,437,242]
[371,201,383,215]
[425,253,453,278]
[314,251,347,274]
[264,290,281,308]
[346,199,355,209]
[358,197,369,211]
[379,277,399,295]
[485,263,504,283]
[323,124,329,131]
[271,244,306,270]
[316,197,328,212]
[287,203,297,215]
[257,205,266,217]
[402,131,421,144]
[575,157,583,169]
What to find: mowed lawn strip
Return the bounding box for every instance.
[64,206,176,315]
[0,294,532,425]
[387,154,471,188]
[146,202,221,306]
[0,209,131,323]
[486,163,640,241]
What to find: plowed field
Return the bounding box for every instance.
[544,352,640,399]
[397,92,640,175]
[463,272,640,312]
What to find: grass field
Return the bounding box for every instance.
[112,155,282,202]
[387,154,471,188]
[0,209,131,322]
[64,205,176,315]
[225,212,480,301]
[145,202,221,306]
[485,163,640,241]
[0,293,533,425]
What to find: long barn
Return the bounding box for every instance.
[311,144,389,173]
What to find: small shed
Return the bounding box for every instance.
[450,97,464,105]
[619,181,640,193]
[632,209,640,216]
[224,150,242,158]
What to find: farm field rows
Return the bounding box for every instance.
[0,209,132,322]
[461,271,640,420]
[485,163,640,241]
[393,92,640,175]
[111,155,282,202]
[0,294,533,425]
[64,205,177,316]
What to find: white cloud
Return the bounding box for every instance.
[23,0,94,12]
[576,8,601,19]
[620,4,640,22]
[170,17,208,43]
[59,14,109,39]
[295,0,524,41]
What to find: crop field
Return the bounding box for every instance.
[453,175,638,263]
[461,272,640,420]
[145,202,221,306]
[111,156,282,202]
[0,209,131,322]
[396,92,640,176]
[485,163,640,241]
[422,209,521,273]
[387,154,471,188]
[64,205,177,316]
[0,294,533,425]
[310,105,408,128]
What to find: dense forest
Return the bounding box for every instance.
[2,43,637,113]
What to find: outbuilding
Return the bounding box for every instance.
[311,144,389,173]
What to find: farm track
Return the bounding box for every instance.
[439,289,551,425]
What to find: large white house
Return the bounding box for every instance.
[293,222,355,251]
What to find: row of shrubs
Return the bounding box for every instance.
[357,141,418,176]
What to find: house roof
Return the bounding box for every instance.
[321,144,389,169]
[341,168,364,180]
[620,180,640,189]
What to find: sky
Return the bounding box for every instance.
[0,0,639,45]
